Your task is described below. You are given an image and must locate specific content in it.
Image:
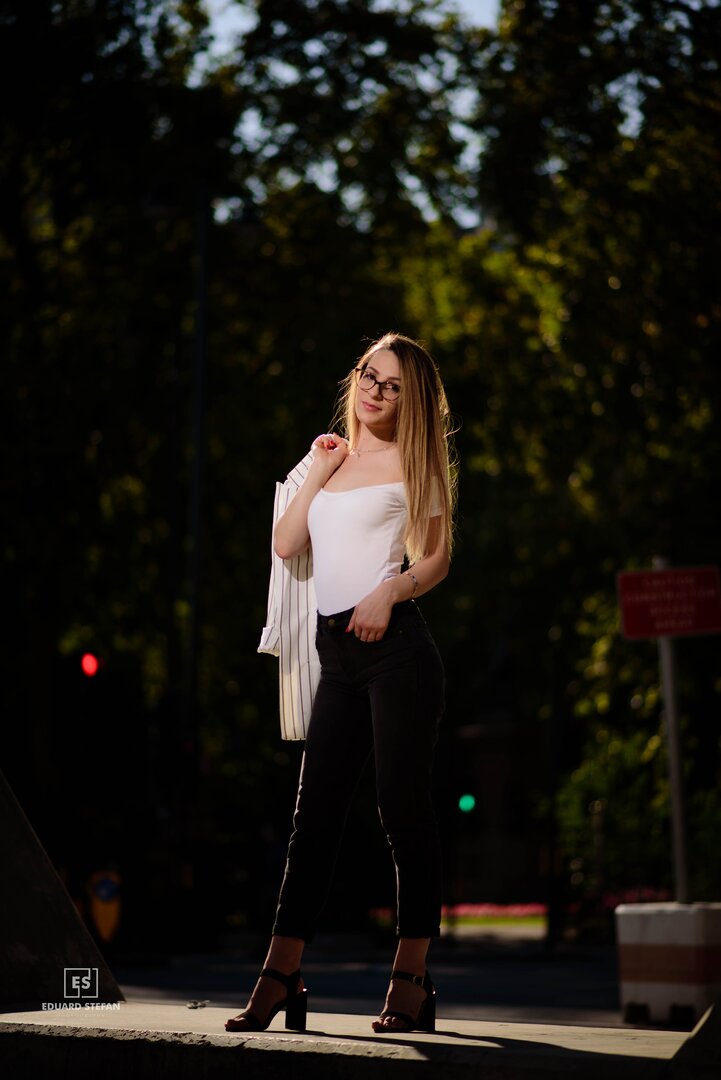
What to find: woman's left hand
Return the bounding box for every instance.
[346,582,395,642]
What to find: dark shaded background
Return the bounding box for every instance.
[2,0,719,959]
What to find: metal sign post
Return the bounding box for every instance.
[617,561,721,903]
[656,632,688,903]
[652,558,688,904]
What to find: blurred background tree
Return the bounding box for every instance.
[457,0,721,915]
[2,0,719,955]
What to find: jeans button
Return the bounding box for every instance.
[328,618,336,627]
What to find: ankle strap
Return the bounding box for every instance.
[260,966,301,990]
[391,969,427,987]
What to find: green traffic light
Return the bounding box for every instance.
[458,793,476,813]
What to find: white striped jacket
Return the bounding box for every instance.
[258,452,320,740]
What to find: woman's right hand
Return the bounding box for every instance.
[309,432,349,484]
[274,434,348,559]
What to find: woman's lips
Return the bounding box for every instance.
[361,401,382,412]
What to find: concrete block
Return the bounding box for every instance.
[616,903,721,1024]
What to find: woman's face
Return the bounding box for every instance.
[354,348,401,437]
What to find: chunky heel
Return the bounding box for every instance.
[225,967,308,1033]
[419,987,436,1032]
[286,987,308,1031]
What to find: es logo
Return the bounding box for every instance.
[64,967,99,999]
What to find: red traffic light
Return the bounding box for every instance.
[81,652,100,677]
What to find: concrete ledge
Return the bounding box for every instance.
[0,768,123,1007]
[0,1003,687,1080]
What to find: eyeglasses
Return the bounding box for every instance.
[355,366,401,402]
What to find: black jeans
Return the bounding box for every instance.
[272,599,445,943]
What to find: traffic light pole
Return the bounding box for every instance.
[184,179,209,731]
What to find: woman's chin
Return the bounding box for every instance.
[356,406,392,432]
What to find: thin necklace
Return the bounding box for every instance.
[351,443,396,456]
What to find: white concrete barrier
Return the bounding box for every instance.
[616,903,721,1024]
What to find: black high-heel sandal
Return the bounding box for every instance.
[224,967,308,1032]
[371,969,436,1033]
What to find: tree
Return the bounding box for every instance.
[450,0,721,903]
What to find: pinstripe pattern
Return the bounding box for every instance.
[258,452,320,741]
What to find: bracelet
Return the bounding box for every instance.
[407,572,419,597]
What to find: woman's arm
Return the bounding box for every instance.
[346,515,449,639]
[389,515,450,602]
[273,434,348,560]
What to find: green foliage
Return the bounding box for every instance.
[457,0,721,899]
[231,0,470,224]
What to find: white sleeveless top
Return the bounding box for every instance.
[307,479,441,616]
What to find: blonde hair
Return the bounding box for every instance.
[330,332,457,563]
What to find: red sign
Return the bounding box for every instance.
[617,566,721,640]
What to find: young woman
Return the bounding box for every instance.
[225,332,456,1035]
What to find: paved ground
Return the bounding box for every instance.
[110,927,631,1029]
[0,1002,688,1080]
[3,928,710,1079]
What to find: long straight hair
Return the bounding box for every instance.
[331,332,457,563]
